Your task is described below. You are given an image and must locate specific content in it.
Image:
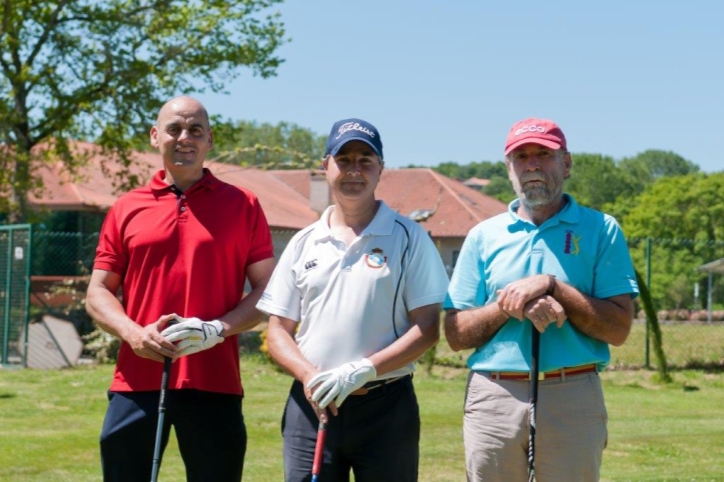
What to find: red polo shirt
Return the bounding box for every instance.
[94,169,274,395]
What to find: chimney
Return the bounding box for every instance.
[309,171,331,214]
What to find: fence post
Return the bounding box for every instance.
[645,237,651,369]
[22,226,32,368]
[707,272,713,324]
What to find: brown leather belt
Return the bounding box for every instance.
[487,363,598,381]
[350,374,411,396]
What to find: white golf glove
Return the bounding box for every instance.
[307,358,377,409]
[161,316,225,357]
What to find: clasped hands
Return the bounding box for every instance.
[497,275,567,333]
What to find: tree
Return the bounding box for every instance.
[565,153,630,210]
[433,160,507,181]
[430,160,514,203]
[480,176,516,204]
[211,120,325,169]
[619,173,724,309]
[0,0,287,221]
[618,149,700,199]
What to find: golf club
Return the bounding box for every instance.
[527,327,541,482]
[310,419,327,482]
[151,356,172,482]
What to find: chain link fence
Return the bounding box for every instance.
[0,225,32,366]
[32,231,99,276]
[614,237,724,369]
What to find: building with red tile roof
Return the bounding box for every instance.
[24,145,507,273]
[463,177,492,190]
[268,168,507,272]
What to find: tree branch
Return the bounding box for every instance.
[25,0,70,67]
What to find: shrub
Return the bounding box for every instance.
[689,310,710,322]
[82,327,120,364]
[258,328,272,362]
[657,310,671,321]
[673,309,690,321]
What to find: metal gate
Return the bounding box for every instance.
[0,224,32,367]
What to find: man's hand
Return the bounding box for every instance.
[497,275,551,320]
[126,314,178,362]
[523,295,567,333]
[306,359,377,409]
[161,316,225,358]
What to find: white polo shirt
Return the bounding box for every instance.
[257,201,449,379]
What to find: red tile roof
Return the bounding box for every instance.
[269,168,507,237]
[378,168,507,237]
[26,142,319,230]
[24,143,506,235]
[27,141,156,211]
[206,163,319,230]
[463,177,492,187]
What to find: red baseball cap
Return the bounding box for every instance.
[504,117,567,155]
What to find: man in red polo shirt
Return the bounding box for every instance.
[86,96,275,482]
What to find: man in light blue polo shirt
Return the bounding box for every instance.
[444,117,639,482]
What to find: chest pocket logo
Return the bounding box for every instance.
[304,259,318,271]
[564,230,581,255]
[365,247,387,269]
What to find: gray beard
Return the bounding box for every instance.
[519,184,563,209]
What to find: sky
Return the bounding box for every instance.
[196,0,724,173]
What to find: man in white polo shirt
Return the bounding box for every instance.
[257,118,449,482]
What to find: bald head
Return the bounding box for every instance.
[156,96,209,127]
[150,95,213,187]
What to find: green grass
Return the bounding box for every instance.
[1,356,723,481]
[433,319,724,370]
[610,320,724,369]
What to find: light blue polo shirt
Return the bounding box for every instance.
[444,194,639,372]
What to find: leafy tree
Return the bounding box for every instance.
[430,160,514,203]
[0,0,287,221]
[481,176,516,204]
[620,173,724,309]
[434,160,507,180]
[623,149,700,179]
[211,120,325,169]
[618,149,700,199]
[565,153,630,210]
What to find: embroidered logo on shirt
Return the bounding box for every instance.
[365,248,387,269]
[304,259,318,271]
[564,230,581,255]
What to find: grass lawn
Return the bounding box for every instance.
[610,320,724,369]
[1,353,723,481]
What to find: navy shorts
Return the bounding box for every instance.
[100,389,246,482]
[282,376,420,482]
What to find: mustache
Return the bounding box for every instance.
[521,174,546,183]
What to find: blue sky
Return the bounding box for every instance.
[196,0,723,173]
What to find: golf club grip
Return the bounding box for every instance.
[311,421,327,481]
[159,357,172,410]
[528,328,541,482]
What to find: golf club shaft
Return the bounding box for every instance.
[310,420,327,482]
[527,327,540,482]
[151,356,172,482]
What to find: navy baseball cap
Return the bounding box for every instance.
[324,118,384,160]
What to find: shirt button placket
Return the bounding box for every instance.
[178,194,188,222]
